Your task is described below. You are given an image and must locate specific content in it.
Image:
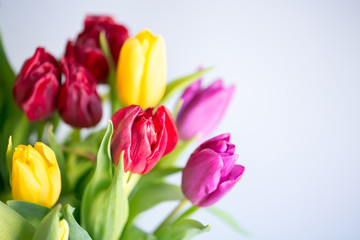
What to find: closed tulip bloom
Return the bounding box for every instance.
[182,134,244,207]
[65,15,129,83]
[58,219,69,240]
[116,29,166,109]
[111,105,178,174]
[11,142,61,208]
[176,79,234,141]
[13,47,61,121]
[57,58,102,128]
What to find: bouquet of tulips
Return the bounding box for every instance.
[0,15,245,240]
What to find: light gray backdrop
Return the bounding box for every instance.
[1,0,360,239]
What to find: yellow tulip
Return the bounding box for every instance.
[116,29,167,109]
[58,219,69,240]
[11,142,61,208]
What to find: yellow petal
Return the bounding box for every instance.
[58,219,69,240]
[11,159,41,204]
[116,37,145,106]
[35,142,61,207]
[35,142,57,166]
[139,35,167,108]
[25,145,50,206]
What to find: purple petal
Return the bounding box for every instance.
[198,164,244,207]
[182,149,222,206]
[177,84,235,140]
[177,79,202,118]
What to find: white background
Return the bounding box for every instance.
[1,0,360,239]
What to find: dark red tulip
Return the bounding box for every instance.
[111,105,178,174]
[57,57,102,128]
[65,15,129,83]
[13,47,61,121]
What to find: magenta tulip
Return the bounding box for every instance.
[182,134,244,207]
[57,57,102,128]
[176,79,234,141]
[65,15,129,83]
[111,105,178,174]
[13,47,61,121]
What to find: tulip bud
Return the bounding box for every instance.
[11,142,61,208]
[58,219,69,240]
[116,29,166,109]
[182,134,244,207]
[57,57,102,128]
[176,79,234,141]
[65,15,129,83]
[13,47,61,121]
[111,105,178,174]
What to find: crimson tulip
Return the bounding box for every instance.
[65,15,129,83]
[111,105,178,174]
[57,57,102,128]
[13,47,61,121]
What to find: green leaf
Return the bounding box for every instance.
[63,205,92,240]
[33,204,61,240]
[156,219,210,240]
[175,206,199,223]
[94,151,128,240]
[206,207,250,236]
[128,183,183,223]
[121,225,156,240]
[156,136,198,169]
[160,67,214,104]
[66,128,106,158]
[7,200,50,227]
[81,121,114,237]
[6,136,13,175]
[0,201,35,240]
[0,30,21,190]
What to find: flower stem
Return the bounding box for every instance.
[125,173,141,196]
[154,198,189,235]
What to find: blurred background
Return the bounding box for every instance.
[1,0,360,239]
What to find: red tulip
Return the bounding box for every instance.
[57,57,102,128]
[13,47,61,121]
[111,105,178,174]
[65,15,129,83]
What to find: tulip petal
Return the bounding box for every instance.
[111,105,142,168]
[34,143,61,208]
[182,149,223,206]
[198,164,244,207]
[177,85,235,140]
[156,105,178,155]
[116,38,145,106]
[11,159,41,204]
[139,35,166,108]
[177,79,202,118]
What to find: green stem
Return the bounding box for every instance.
[157,135,198,168]
[125,173,141,196]
[154,198,189,235]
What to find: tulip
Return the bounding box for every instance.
[13,47,61,121]
[111,105,178,174]
[181,134,244,207]
[116,29,166,109]
[176,79,234,141]
[65,15,129,83]
[57,57,102,128]
[11,142,61,208]
[58,219,69,240]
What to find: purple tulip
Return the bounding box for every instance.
[181,133,244,207]
[176,79,234,141]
